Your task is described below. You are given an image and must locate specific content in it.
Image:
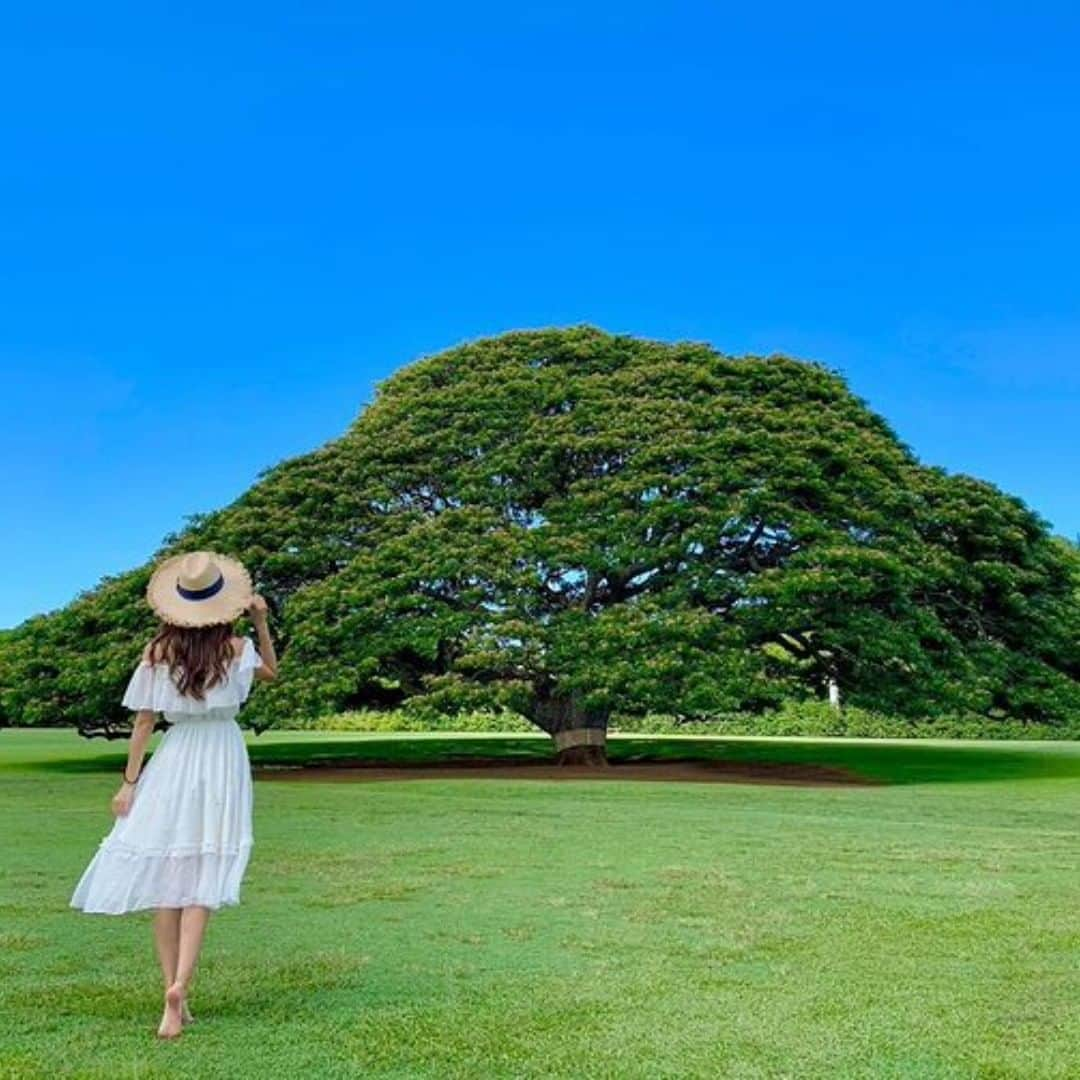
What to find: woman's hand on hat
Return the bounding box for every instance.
[247,593,269,624]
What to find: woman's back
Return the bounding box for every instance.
[123,636,263,721]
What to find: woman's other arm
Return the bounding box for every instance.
[112,708,155,816]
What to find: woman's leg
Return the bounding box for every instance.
[159,905,211,1037]
[171,905,212,995]
[153,908,181,989]
[154,908,186,1037]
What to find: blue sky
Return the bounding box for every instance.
[2,3,1079,628]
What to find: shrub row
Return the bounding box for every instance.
[309,708,536,734]
[310,700,1080,740]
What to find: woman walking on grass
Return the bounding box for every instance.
[70,551,278,1039]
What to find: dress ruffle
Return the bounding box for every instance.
[121,637,262,714]
[69,843,253,914]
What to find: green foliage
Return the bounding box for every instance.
[0,570,160,736]
[2,326,1078,736]
[311,708,535,734]
[309,702,1080,741]
[610,702,1080,741]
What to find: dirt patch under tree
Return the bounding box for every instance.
[253,758,875,787]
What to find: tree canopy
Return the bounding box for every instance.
[2,327,1078,756]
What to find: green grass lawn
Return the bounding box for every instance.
[3,729,1079,1079]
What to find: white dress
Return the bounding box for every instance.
[70,637,261,915]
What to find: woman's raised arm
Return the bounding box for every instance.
[247,593,278,681]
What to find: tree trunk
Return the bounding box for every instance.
[531,685,610,766]
[552,726,608,765]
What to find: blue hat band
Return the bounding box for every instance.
[176,573,225,601]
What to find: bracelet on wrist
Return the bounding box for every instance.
[123,768,141,784]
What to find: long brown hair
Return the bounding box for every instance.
[147,621,236,701]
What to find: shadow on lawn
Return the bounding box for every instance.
[613,737,1080,786]
[19,734,1080,787]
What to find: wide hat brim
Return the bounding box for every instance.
[146,551,254,628]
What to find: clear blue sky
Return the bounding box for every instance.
[2,3,1079,628]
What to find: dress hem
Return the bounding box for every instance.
[70,893,243,916]
[98,838,254,858]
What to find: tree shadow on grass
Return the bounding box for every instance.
[11,736,553,777]
[614,737,1080,786]
[18,734,1080,787]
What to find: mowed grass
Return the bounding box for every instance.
[2,729,1079,1079]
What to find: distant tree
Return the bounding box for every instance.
[2,327,1078,759]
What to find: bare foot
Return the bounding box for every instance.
[181,998,195,1025]
[157,983,185,1040]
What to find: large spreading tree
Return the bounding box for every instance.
[2,327,1078,760]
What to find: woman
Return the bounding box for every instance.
[70,550,278,1040]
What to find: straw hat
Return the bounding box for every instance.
[146,550,253,628]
